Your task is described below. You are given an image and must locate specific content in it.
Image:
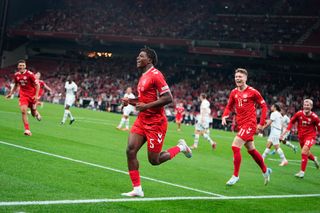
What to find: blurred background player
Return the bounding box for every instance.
[280,99,320,178]
[222,68,271,186]
[121,47,192,197]
[5,59,41,136]
[117,87,135,131]
[174,102,185,131]
[191,93,216,150]
[262,103,288,166]
[35,72,52,108]
[269,108,297,155]
[61,76,77,125]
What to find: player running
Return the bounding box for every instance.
[35,72,52,108]
[222,68,272,186]
[262,103,288,166]
[174,102,185,131]
[61,76,77,125]
[5,59,41,136]
[190,93,217,150]
[117,87,135,131]
[121,47,192,197]
[280,99,320,178]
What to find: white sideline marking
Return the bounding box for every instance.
[268,158,319,169]
[0,140,223,197]
[1,194,320,206]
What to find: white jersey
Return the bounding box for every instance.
[270,111,282,131]
[65,81,78,99]
[268,111,282,145]
[282,114,290,131]
[200,99,211,118]
[123,92,135,116]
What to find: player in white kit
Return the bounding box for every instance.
[191,93,216,150]
[262,103,288,166]
[117,87,135,131]
[61,76,78,125]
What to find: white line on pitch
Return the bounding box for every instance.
[0,140,223,197]
[1,194,320,206]
[268,158,319,169]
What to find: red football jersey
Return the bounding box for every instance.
[38,80,45,97]
[222,86,267,127]
[287,110,320,139]
[14,70,38,98]
[175,106,185,117]
[137,67,170,123]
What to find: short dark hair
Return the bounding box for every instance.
[141,46,158,66]
[17,59,26,64]
[273,103,281,112]
[200,93,207,99]
[235,68,248,76]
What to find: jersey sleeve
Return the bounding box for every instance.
[287,112,300,131]
[254,89,267,125]
[154,72,170,95]
[222,90,235,117]
[73,83,78,92]
[270,112,276,121]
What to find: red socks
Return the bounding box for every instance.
[248,149,267,173]
[129,170,140,187]
[301,154,308,172]
[24,122,30,131]
[308,153,315,161]
[167,146,180,159]
[232,146,241,177]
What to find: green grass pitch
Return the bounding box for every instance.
[0,96,319,212]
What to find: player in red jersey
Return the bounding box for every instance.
[222,68,272,186]
[5,60,41,136]
[280,99,320,178]
[35,72,52,107]
[121,47,192,197]
[175,102,185,131]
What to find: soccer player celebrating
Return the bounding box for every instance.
[121,47,192,197]
[191,93,217,150]
[262,103,288,166]
[280,99,320,178]
[61,76,77,125]
[5,59,41,136]
[174,102,185,131]
[35,72,52,108]
[117,87,135,131]
[222,68,272,186]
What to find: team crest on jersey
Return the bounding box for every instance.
[243,94,247,98]
[23,76,27,80]
[235,94,238,98]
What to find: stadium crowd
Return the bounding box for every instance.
[11,0,320,44]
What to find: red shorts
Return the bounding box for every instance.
[176,116,183,123]
[299,136,316,148]
[19,96,37,109]
[131,117,168,153]
[237,125,256,142]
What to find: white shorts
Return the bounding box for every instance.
[195,121,210,131]
[268,128,281,145]
[123,105,134,116]
[65,96,75,107]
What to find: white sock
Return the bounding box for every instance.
[262,148,270,159]
[277,148,287,161]
[285,141,295,149]
[69,110,74,120]
[203,133,214,145]
[177,144,185,152]
[193,134,200,146]
[125,118,129,129]
[62,110,69,123]
[118,117,126,128]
